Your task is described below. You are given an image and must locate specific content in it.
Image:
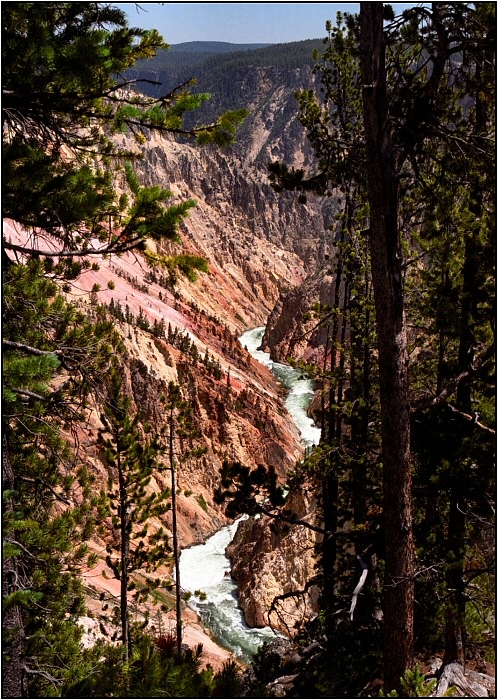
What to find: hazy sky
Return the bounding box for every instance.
[115,2,417,45]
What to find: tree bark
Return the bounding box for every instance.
[359,3,415,691]
[2,429,26,698]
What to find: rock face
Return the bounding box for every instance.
[262,267,335,365]
[226,485,320,635]
[8,44,341,657]
[115,56,336,640]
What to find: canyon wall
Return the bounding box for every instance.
[226,483,321,635]
[7,43,337,655]
[115,52,334,641]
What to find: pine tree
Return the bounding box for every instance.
[2,3,247,270]
[2,261,119,696]
[2,6,247,694]
[99,369,171,663]
[267,2,495,692]
[160,381,208,656]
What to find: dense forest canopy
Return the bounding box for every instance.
[2,1,495,698]
[126,39,326,102]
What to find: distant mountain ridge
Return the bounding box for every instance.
[125,35,335,264]
[127,38,325,100]
[169,41,272,53]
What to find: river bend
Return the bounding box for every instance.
[179,326,321,662]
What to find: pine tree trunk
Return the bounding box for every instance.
[118,456,130,663]
[359,3,415,691]
[2,430,25,698]
[170,408,183,656]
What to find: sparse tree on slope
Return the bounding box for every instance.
[99,369,171,663]
[161,380,208,656]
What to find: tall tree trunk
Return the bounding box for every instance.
[169,406,183,657]
[2,430,25,698]
[118,455,130,663]
[360,3,415,691]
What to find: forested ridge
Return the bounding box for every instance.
[127,39,324,97]
[2,2,495,698]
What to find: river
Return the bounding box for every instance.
[179,326,321,663]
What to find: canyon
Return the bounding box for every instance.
[7,43,337,667]
[5,6,496,694]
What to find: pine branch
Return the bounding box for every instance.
[3,237,144,259]
[7,380,75,406]
[410,343,495,413]
[21,665,62,690]
[8,539,44,562]
[9,388,49,402]
[3,339,59,359]
[19,477,71,505]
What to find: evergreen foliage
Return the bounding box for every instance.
[3,1,495,696]
[98,369,171,659]
[1,3,245,696]
[65,632,242,697]
[3,260,120,696]
[222,4,495,695]
[2,2,247,269]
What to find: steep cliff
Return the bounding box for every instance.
[116,49,336,643]
[261,267,335,365]
[226,484,320,635]
[6,39,339,661]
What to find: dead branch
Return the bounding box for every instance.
[433,661,487,697]
[267,575,323,636]
[258,503,329,536]
[446,403,495,435]
[3,340,59,359]
[349,556,368,620]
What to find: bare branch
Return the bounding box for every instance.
[257,503,329,537]
[9,388,48,402]
[8,540,43,562]
[446,404,495,435]
[267,575,323,635]
[349,555,368,620]
[3,340,59,359]
[21,665,62,690]
[3,237,143,259]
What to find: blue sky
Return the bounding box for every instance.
[115,3,418,45]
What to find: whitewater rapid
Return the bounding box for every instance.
[179,517,277,662]
[179,326,321,662]
[239,327,321,449]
